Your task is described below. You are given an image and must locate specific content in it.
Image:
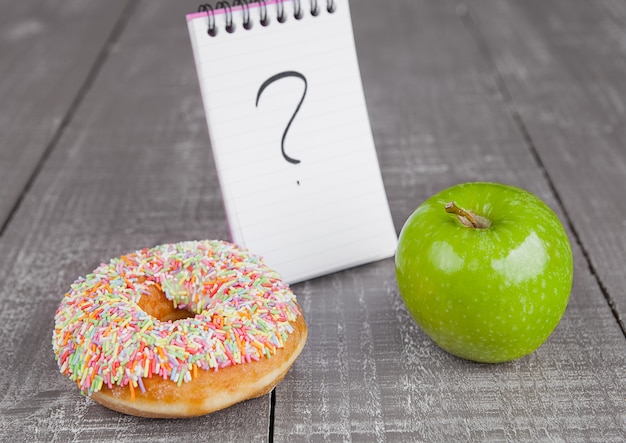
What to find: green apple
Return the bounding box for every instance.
[395,182,573,363]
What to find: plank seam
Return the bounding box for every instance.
[0,0,141,238]
[457,1,626,338]
[269,389,276,443]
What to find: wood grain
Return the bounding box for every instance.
[274,0,626,441]
[0,0,130,233]
[467,0,626,333]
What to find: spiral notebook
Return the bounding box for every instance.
[187,0,397,283]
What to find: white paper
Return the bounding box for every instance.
[187,0,397,283]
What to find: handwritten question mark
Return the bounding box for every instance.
[256,71,308,165]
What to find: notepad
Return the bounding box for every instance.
[187,0,397,283]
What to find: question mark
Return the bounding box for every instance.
[256,71,308,166]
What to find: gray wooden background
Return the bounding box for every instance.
[0,0,624,441]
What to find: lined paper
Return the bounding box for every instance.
[187,0,397,283]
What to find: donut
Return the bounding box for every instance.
[52,240,307,418]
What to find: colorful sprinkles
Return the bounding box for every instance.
[52,240,301,397]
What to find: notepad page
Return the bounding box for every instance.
[187,0,397,283]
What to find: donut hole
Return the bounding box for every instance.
[137,282,195,322]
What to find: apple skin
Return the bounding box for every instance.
[395,182,573,363]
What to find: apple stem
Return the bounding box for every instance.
[445,202,490,229]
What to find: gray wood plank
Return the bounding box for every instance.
[0,1,269,441]
[467,0,626,332]
[274,0,626,441]
[0,0,131,233]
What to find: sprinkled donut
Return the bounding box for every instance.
[52,240,307,418]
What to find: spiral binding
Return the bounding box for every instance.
[197,0,337,36]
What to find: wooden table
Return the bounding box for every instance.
[1,0,624,441]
